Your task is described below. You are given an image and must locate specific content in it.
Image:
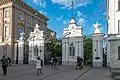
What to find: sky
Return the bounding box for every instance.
[24,0,107,38]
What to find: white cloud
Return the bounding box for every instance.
[39,10,47,16]
[33,0,46,7]
[33,0,39,4]
[56,15,63,21]
[78,18,86,25]
[77,11,83,17]
[51,0,92,9]
[102,12,106,16]
[76,11,86,18]
[63,20,68,24]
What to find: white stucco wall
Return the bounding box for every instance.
[108,0,120,34]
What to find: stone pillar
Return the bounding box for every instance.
[62,38,69,65]
[18,41,24,64]
[62,41,67,65]
[17,32,25,64]
[107,40,110,67]
[91,22,104,67]
[92,34,104,67]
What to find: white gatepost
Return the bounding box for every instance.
[17,32,25,64]
[62,18,84,66]
[28,24,45,64]
[91,22,104,67]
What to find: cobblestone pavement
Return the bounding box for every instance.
[0,64,110,80]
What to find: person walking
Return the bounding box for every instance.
[76,56,80,70]
[50,57,54,67]
[53,57,58,70]
[1,55,8,76]
[7,57,12,67]
[36,56,43,76]
[79,57,83,69]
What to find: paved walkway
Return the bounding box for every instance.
[77,68,111,80]
[0,64,111,80]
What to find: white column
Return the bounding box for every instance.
[32,44,34,60]
[78,41,82,58]
[77,41,79,57]
[92,35,103,67]
[66,42,69,62]
[41,43,44,61]
[29,43,32,61]
[14,43,17,60]
[18,42,24,63]
[81,41,84,59]
[62,42,65,62]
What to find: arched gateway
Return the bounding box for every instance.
[14,24,45,64]
[62,18,84,66]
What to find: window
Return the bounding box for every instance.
[28,16,32,25]
[4,26,9,38]
[118,20,120,34]
[69,43,75,56]
[18,12,20,19]
[18,12,24,20]
[28,28,32,38]
[118,0,120,11]
[4,9,9,18]
[18,27,23,39]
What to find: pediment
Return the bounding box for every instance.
[28,24,44,41]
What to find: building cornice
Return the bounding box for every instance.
[0,0,11,6]
[12,0,49,21]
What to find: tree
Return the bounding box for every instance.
[45,39,62,57]
[84,36,92,65]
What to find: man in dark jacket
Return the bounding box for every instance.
[1,55,8,76]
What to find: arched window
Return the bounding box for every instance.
[69,43,75,56]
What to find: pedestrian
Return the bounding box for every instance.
[76,56,80,70]
[53,57,58,70]
[80,57,83,69]
[7,57,12,67]
[76,56,83,70]
[1,55,8,76]
[50,57,54,67]
[36,56,43,76]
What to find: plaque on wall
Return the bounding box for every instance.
[95,57,100,60]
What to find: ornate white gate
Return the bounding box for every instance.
[28,24,45,64]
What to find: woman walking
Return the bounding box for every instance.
[36,56,43,76]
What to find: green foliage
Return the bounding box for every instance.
[46,39,62,57]
[84,37,92,64]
